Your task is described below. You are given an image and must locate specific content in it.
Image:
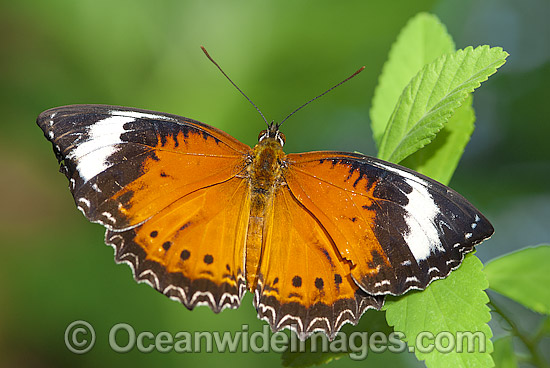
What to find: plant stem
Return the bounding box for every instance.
[489,299,549,368]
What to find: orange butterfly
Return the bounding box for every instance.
[37,53,493,340]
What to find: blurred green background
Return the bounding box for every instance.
[1,0,549,367]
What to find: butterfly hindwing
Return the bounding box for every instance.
[106,176,251,312]
[38,105,252,312]
[254,182,383,339]
[285,151,494,296]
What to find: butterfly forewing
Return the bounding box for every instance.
[37,105,250,229]
[285,151,494,296]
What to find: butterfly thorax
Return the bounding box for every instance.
[248,137,286,190]
[244,136,287,289]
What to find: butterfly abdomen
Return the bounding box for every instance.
[244,138,287,289]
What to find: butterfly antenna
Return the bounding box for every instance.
[201,46,269,127]
[279,66,365,126]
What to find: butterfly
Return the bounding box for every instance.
[37,102,493,339]
[37,49,492,340]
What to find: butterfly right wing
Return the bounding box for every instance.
[284,151,494,296]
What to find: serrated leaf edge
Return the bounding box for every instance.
[378,45,508,163]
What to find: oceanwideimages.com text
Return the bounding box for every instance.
[65,320,488,360]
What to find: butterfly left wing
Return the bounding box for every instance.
[37,104,253,312]
[284,151,494,296]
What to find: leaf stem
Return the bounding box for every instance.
[489,298,549,368]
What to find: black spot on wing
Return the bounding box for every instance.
[204,254,214,265]
[180,249,190,261]
[314,277,324,290]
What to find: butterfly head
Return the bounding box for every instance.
[258,121,286,147]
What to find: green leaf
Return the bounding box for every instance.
[384,254,494,367]
[377,45,508,164]
[370,12,455,146]
[485,245,550,315]
[492,336,518,368]
[401,95,475,185]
